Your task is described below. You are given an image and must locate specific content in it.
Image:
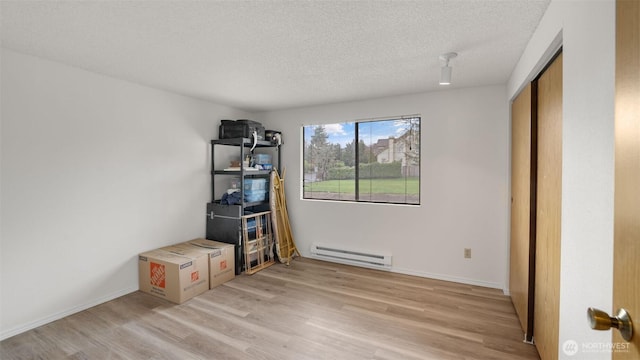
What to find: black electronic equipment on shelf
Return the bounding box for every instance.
[219,119,266,141]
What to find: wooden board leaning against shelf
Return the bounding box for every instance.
[242,211,275,274]
[270,169,299,265]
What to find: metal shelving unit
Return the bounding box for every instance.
[210,138,280,206]
[206,137,280,275]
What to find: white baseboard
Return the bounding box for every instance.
[306,255,506,290]
[390,266,504,290]
[1,286,138,341]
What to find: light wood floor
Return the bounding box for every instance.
[0,258,540,360]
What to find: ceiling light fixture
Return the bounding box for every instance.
[439,52,458,85]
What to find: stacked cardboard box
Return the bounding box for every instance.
[138,247,209,304]
[186,239,235,289]
[138,238,235,304]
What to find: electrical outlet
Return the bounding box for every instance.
[464,248,472,259]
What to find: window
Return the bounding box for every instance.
[303,116,420,205]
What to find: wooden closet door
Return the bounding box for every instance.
[510,83,534,340]
[613,0,640,357]
[534,52,563,360]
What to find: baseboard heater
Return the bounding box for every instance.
[309,243,392,270]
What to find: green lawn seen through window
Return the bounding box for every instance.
[304,177,419,195]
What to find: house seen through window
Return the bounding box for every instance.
[303,116,420,205]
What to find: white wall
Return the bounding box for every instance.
[509,0,615,359]
[0,48,249,340]
[258,85,511,290]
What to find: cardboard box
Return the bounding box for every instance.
[138,247,209,304]
[184,239,235,289]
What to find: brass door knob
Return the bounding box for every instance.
[587,307,634,341]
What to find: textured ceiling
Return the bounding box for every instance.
[1,0,550,112]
